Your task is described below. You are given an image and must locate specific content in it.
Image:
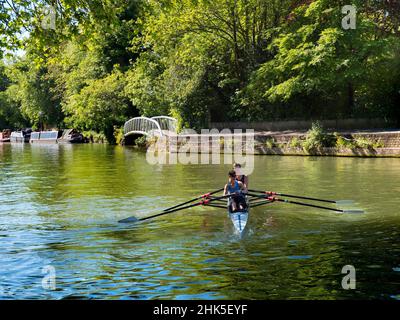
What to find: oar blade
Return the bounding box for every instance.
[335,200,355,205]
[118,216,140,223]
[342,209,365,214]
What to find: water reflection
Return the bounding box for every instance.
[0,143,399,299]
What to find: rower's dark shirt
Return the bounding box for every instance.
[237,175,246,183]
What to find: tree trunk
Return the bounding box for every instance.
[231,0,241,81]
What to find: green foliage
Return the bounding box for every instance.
[353,137,372,149]
[0,62,27,129]
[302,121,336,153]
[372,139,385,149]
[4,57,63,128]
[289,137,302,148]
[126,0,294,127]
[1,1,140,142]
[63,69,129,143]
[114,127,125,145]
[134,136,148,148]
[335,134,385,149]
[1,0,400,134]
[241,0,400,120]
[335,135,355,149]
[81,130,107,144]
[353,137,384,149]
[124,52,168,117]
[265,138,277,149]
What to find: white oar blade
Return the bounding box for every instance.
[118,216,140,223]
[335,200,355,205]
[343,209,364,214]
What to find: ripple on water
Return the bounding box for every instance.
[1,146,400,299]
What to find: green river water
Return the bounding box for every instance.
[0,143,399,299]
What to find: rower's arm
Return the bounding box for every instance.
[244,176,249,189]
[243,176,249,192]
[223,184,228,196]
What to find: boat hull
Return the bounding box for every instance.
[227,194,249,235]
[229,210,249,234]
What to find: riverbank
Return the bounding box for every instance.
[253,129,400,157]
[158,129,400,158]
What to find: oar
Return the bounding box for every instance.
[202,203,228,209]
[250,200,275,208]
[119,193,233,223]
[162,188,224,212]
[247,193,364,214]
[248,189,354,205]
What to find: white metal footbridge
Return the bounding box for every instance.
[124,116,178,137]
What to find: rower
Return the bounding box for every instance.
[233,163,249,192]
[224,170,246,212]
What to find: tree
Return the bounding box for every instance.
[4,56,63,129]
[1,1,141,141]
[63,69,133,142]
[241,0,400,119]
[125,0,294,128]
[0,61,26,128]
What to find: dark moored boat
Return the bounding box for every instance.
[30,129,85,144]
[58,129,85,144]
[0,129,11,143]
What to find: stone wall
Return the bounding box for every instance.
[351,131,400,148]
[253,130,400,148]
[161,130,400,157]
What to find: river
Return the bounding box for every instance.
[0,143,399,299]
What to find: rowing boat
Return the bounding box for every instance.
[228,196,249,235]
[118,188,363,228]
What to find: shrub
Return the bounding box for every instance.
[354,137,371,148]
[265,137,277,148]
[353,137,384,149]
[334,134,385,150]
[114,126,125,145]
[82,130,107,143]
[289,137,302,148]
[303,121,335,153]
[335,135,356,149]
[135,136,148,148]
[372,139,384,148]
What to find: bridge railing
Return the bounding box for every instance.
[151,116,177,133]
[124,117,163,137]
[124,116,178,137]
